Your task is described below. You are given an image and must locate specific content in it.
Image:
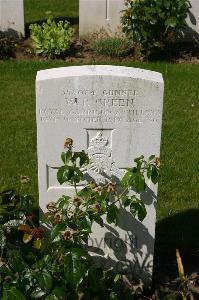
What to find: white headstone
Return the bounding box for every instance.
[36,65,164,285]
[79,0,124,37]
[185,0,199,41]
[0,0,24,37]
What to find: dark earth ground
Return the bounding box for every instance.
[12,37,199,65]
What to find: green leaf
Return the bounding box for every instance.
[77,186,92,198]
[33,239,42,249]
[122,196,131,207]
[106,204,118,224]
[7,249,28,273]
[0,265,14,276]
[147,165,152,179]
[151,165,159,184]
[57,165,74,184]
[20,194,34,214]
[57,195,70,209]
[51,223,65,241]
[73,167,83,183]
[51,286,67,298]
[30,287,46,299]
[91,214,104,227]
[121,170,134,187]
[2,287,26,300]
[79,151,89,167]
[130,197,147,221]
[0,226,6,256]
[134,155,144,163]
[72,151,89,167]
[23,232,34,243]
[64,247,90,287]
[61,151,72,164]
[149,155,155,161]
[38,269,53,293]
[165,17,177,28]
[134,174,146,192]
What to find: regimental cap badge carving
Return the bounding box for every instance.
[90,131,108,148]
[86,130,124,184]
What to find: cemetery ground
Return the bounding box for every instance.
[0,60,199,298]
[2,0,198,63]
[0,0,199,298]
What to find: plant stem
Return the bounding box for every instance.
[74,181,78,195]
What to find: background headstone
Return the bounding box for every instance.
[79,0,124,37]
[0,0,24,37]
[36,65,164,285]
[183,0,199,42]
[79,0,199,41]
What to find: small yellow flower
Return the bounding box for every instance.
[54,212,62,223]
[20,175,30,184]
[73,197,82,206]
[107,182,116,193]
[93,203,101,213]
[62,229,72,241]
[46,202,56,211]
[64,138,73,149]
[155,157,160,168]
[95,186,103,193]
[89,181,97,189]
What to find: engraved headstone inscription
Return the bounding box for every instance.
[36,65,164,285]
[79,0,124,37]
[0,0,24,37]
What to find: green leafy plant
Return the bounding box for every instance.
[0,138,160,299]
[29,17,75,57]
[121,0,190,53]
[91,38,132,57]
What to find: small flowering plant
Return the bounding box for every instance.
[0,138,160,299]
[41,139,160,289]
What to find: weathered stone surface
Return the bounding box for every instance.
[79,0,124,37]
[0,0,24,37]
[36,65,164,285]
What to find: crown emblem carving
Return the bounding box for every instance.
[86,130,124,184]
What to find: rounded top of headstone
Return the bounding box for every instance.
[36,65,163,83]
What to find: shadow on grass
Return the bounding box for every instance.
[140,23,199,62]
[25,16,79,37]
[153,209,199,286]
[156,209,199,249]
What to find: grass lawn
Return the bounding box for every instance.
[0,60,198,249]
[24,0,79,24]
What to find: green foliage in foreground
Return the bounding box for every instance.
[0,139,159,299]
[29,17,75,57]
